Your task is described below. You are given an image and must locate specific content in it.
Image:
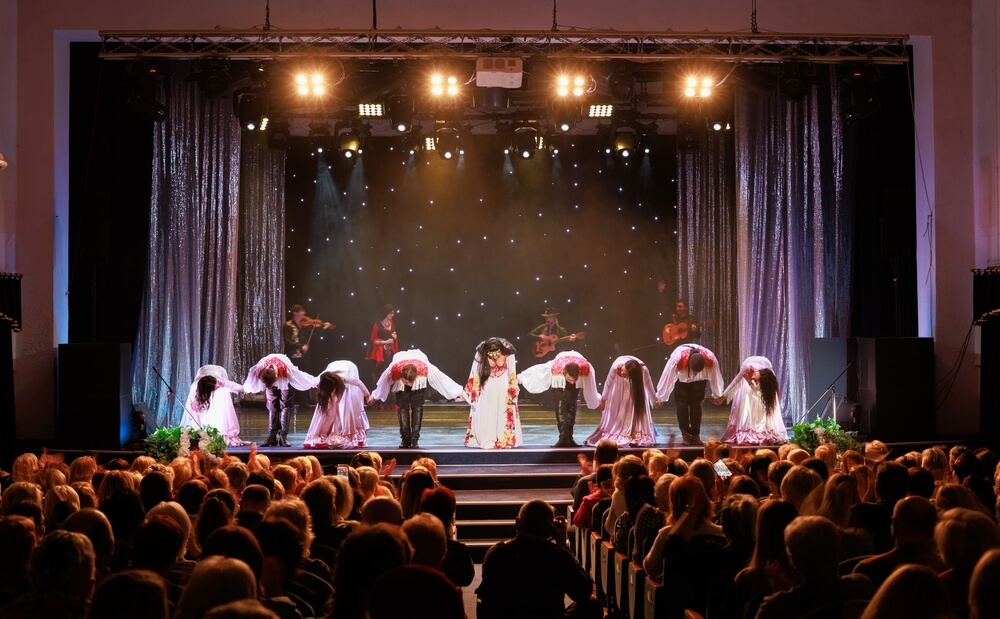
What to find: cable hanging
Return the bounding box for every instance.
[750,0,759,34]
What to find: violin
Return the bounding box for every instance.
[300,316,335,330]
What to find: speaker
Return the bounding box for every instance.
[809,338,858,426]
[57,343,132,449]
[854,337,934,441]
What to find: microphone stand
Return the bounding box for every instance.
[151,366,203,430]
[798,363,852,425]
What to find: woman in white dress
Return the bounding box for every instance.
[463,338,522,449]
[586,355,657,447]
[719,356,788,445]
[183,365,247,447]
[304,360,372,449]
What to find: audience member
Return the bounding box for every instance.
[63,508,115,585]
[85,569,169,619]
[420,484,475,587]
[330,523,412,619]
[970,547,1000,619]
[936,507,1000,616]
[845,461,909,553]
[571,439,619,511]
[360,496,404,525]
[853,495,945,590]
[367,564,464,619]
[173,556,258,619]
[859,564,951,619]
[0,529,96,619]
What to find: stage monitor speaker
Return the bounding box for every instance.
[854,337,934,442]
[57,343,132,450]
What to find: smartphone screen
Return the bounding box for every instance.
[713,458,732,479]
[337,464,350,478]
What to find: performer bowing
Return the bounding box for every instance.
[519,350,601,448]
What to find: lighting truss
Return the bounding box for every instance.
[99,30,910,64]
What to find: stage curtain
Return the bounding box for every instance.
[133,63,272,429]
[678,66,853,426]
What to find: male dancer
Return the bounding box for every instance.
[372,349,463,448]
[243,353,317,447]
[519,350,600,447]
[656,343,724,446]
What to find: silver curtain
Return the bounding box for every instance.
[678,67,853,424]
[133,64,285,429]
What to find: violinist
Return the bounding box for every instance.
[284,304,335,361]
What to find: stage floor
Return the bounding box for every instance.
[231,399,739,450]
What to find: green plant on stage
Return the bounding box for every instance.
[144,425,227,464]
[790,416,863,455]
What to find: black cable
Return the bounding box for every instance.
[373,0,378,30]
[264,0,271,30]
[935,320,975,410]
[552,0,558,31]
[750,0,759,34]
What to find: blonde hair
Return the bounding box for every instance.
[173,556,257,619]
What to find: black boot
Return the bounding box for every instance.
[564,396,579,447]
[277,408,291,446]
[398,407,411,448]
[551,398,567,448]
[411,403,423,449]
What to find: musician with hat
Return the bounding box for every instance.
[529,308,580,360]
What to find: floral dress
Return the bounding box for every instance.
[463,353,523,449]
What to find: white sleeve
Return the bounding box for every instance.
[517,361,554,394]
[426,363,464,400]
[580,369,601,409]
[371,363,395,402]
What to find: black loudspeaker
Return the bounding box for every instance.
[57,343,132,450]
[809,338,858,427]
[854,337,934,442]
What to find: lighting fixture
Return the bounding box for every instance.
[358,102,384,117]
[612,126,637,158]
[434,127,463,160]
[556,74,588,97]
[237,93,267,131]
[587,96,614,118]
[295,71,326,96]
[512,126,540,160]
[189,58,231,99]
[431,73,461,97]
[683,75,715,98]
[388,94,414,133]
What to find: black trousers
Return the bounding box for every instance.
[674,380,708,438]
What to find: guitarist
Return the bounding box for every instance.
[665,299,701,352]
[529,307,579,359]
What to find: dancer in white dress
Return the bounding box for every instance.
[243,353,316,447]
[372,349,463,449]
[463,338,522,449]
[183,365,247,447]
[719,356,788,445]
[303,360,372,449]
[586,355,657,448]
[519,350,601,447]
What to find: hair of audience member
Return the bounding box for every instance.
[849,464,875,502]
[402,512,447,568]
[86,569,170,619]
[203,468,231,492]
[128,455,156,476]
[419,485,458,536]
[97,482,146,549]
[873,460,910,503]
[195,495,235,549]
[935,507,1000,576]
[624,475,656,522]
[11,452,39,483]
[145,501,193,559]
[787,448,810,465]
[361,496,404,525]
[131,514,185,573]
[5,500,42,538]
[703,438,725,462]
[783,515,841,582]
[168,458,194,491]
[799,456,830,483]
[72,481,98,510]
[688,459,718,500]
[641,448,665,466]
[367,564,464,619]
[173,556,258,619]
[720,493,759,546]
[516,498,557,539]
[953,452,988,484]
[28,529,96,600]
[970,548,1000,619]
[777,443,797,461]
[920,447,950,481]
[593,439,620,466]
[0,515,37,589]
[896,451,922,469]
[44,483,81,528]
[264,498,314,550]
[892,495,939,544]
[779,465,824,513]
[646,453,670,480]
[817,472,861,527]
[747,454,774,490]
[224,462,250,494]
[255,517,307,580]
[246,469,275,497]
[176,478,209,516]
[399,469,436,520]
[838,450,865,474]
[745,499,798,576]
[69,455,98,485]
[907,467,936,499]
[612,455,648,490]
[272,479,285,500]
[63,508,115,574]
[666,457,690,476]
[200,525,265,584]
[934,483,994,518]
[207,487,237,513]
[813,444,837,470]
[326,474,355,521]
[356,465,381,502]
[653,473,677,511]
[349,451,377,469]
[411,456,439,481]
[240,484,272,515]
[203,599,282,619]
[91,470,107,495]
[300,477,337,528]
[727,474,762,499]
[139,470,173,513]
[271,464,301,498]
[96,469,139,503]
[859,564,951,619]
[668,475,715,525]
[331,523,413,618]
[301,455,324,483]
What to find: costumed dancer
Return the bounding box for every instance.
[519,350,601,448]
[373,349,463,449]
[586,355,657,448]
[463,338,522,450]
[243,353,316,447]
[719,356,788,446]
[183,365,248,447]
[303,360,372,449]
[657,343,725,446]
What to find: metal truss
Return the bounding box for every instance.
[99,29,910,64]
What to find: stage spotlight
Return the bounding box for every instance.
[638,126,658,154]
[237,93,267,131]
[338,130,362,158]
[547,133,566,156]
[434,126,463,160]
[308,122,334,154]
[127,89,167,122]
[295,71,326,96]
[388,94,414,132]
[677,116,700,152]
[706,117,732,132]
[556,74,588,97]
[431,73,461,97]
[358,102,384,118]
[683,74,715,98]
[612,127,637,159]
[587,96,614,118]
[403,132,422,155]
[512,126,540,159]
[550,101,578,132]
[189,58,231,99]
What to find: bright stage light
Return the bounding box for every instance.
[295,72,326,96]
[434,127,463,160]
[358,102,384,117]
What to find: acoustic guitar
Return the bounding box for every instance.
[661,320,715,346]
[532,332,586,358]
